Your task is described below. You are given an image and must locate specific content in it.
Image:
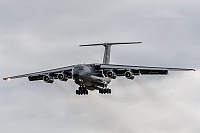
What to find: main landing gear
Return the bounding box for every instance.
[76,87,112,95]
[99,88,111,94]
[76,86,88,95]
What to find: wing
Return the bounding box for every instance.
[3,65,73,81]
[100,64,195,77]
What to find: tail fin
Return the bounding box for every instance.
[80,42,142,64]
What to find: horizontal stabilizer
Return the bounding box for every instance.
[80,42,142,64]
[79,42,142,47]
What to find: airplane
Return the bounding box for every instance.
[3,42,195,95]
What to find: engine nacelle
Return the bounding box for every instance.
[57,73,68,81]
[125,71,135,80]
[43,75,54,83]
[106,70,116,79]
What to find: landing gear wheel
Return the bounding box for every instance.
[76,86,89,95]
[99,89,102,94]
[99,88,111,94]
[76,90,80,95]
[85,90,88,95]
[108,89,111,94]
[103,89,107,94]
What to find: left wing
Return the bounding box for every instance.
[3,65,73,81]
[100,64,195,78]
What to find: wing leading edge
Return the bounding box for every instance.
[3,65,73,81]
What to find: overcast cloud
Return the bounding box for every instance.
[0,0,199,133]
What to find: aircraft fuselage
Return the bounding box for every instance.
[72,64,111,90]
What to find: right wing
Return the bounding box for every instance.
[3,65,73,81]
[100,64,195,77]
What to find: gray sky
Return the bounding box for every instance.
[0,0,200,133]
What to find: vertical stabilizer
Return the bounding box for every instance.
[103,44,111,64]
[80,42,142,64]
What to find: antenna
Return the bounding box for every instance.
[80,42,142,64]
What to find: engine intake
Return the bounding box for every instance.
[43,75,54,83]
[125,71,135,80]
[57,73,68,81]
[106,70,116,79]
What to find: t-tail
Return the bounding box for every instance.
[80,42,142,64]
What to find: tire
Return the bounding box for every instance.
[76,90,80,95]
[99,89,102,94]
[108,89,111,94]
[86,90,88,95]
[103,89,106,94]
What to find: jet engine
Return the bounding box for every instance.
[43,75,54,83]
[125,71,135,80]
[106,70,116,79]
[57,73,68,81]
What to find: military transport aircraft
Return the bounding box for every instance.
[3,42,195,95]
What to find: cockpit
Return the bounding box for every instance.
[74,65,84,70]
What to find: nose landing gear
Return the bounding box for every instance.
[76,86,88,95]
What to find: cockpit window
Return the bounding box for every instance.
[75,65,84,70]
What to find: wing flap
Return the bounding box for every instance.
[28,75,44,81]
[140,69,168,75]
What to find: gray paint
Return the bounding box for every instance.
[0,0,200,133]
[103,44,111,64]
